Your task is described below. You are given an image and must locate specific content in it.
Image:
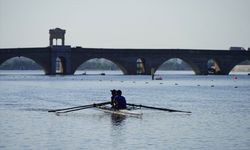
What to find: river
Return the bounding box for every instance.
[0,70,250,150]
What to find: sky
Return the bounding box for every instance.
[0,0,249,49]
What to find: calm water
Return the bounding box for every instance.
[0,70,250,150]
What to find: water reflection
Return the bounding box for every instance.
[111,114,126,126]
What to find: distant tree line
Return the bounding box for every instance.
[0,57,42,70]
[1,57,249,70]
[78,59,118,70]
[158,60,191,70]
[0,58,119,70]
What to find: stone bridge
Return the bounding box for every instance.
[0,46,249,75]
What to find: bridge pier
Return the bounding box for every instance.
[48,46,73,75]
[113,58,137,75]
[187,58,209,75]
[217,59,245,75]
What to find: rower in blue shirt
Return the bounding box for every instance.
[114,90,127,110]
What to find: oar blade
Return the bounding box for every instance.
[127,103,191,113]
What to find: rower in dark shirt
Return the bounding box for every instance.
[110,89,117,108]
[114,90,127,110]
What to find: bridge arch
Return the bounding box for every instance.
[154,57,198,74]
[0,56,47,74]
[74,58,126,75]
[229,60,250,75]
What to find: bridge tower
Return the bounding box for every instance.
[49,28,66,46]
[48,28,72,75]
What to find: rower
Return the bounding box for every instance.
[110,89,117,108]
[114,90,127,110]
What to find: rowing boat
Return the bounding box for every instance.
[97,105,143,117]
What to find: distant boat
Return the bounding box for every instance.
[155,76,163,80]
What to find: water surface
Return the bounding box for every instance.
[0,71,250,150]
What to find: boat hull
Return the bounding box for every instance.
[97,106,143,117]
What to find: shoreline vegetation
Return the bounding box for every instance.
[0,57,249,72]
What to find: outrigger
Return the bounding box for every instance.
[48,101,191,115]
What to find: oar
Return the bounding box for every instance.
[48,101,111,112]
[56,105,94,113]
[56,102,112,113]
[127,103,191,113]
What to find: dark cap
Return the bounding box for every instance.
[117,90,122,95]
[110,89,116,92]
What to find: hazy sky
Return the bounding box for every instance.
[0,0,249,49]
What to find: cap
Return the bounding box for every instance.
[117,90,122,95]
[110,89,116,92]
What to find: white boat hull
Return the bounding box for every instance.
[97,106,143,117]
